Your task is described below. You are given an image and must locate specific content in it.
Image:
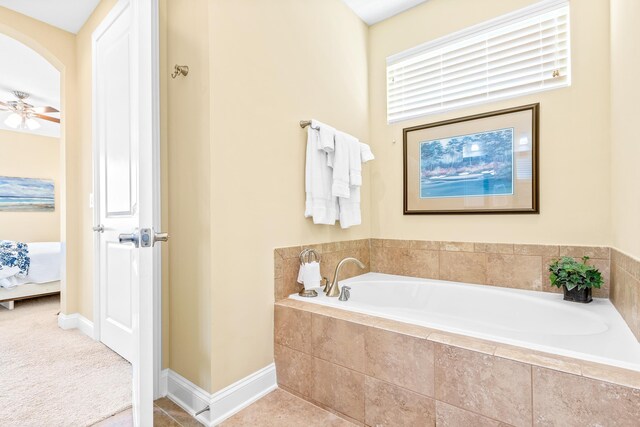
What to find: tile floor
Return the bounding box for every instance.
[93,398,203,427]
[220,389,354,426]
[94,389,351,427]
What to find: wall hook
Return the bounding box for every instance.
[171,65,189,79]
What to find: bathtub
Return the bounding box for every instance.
[290,272,640,372]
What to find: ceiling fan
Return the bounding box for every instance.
[0,90,60,131]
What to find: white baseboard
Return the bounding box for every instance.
[161,364,277,426]
[58,312,95,339]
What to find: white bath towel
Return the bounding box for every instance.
[331,131,359,198]
[305,120,338,224]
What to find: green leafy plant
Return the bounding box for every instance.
[548,256,603,291]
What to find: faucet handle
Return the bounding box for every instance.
[321,277,330,294]
[339,286,351,301]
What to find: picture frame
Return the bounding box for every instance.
[403,103,539,215]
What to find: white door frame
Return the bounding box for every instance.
[91,0,163,400]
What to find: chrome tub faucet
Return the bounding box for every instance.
[326,257,365,298]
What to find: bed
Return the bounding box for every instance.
[0,242,62,310]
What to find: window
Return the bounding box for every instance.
[386,0,570,123]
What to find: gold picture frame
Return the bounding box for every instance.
[403,104,539,215]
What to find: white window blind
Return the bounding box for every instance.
[387,0,570,123]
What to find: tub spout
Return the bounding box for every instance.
[326,257,366,298]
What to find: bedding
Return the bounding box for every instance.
[0,242,61,289]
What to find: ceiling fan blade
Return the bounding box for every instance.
[0,100,9,111]
[33,106,59,113]
[35,113,60,124]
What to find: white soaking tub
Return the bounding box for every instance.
[290,272,640,372]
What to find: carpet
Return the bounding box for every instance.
[0,295,132,426]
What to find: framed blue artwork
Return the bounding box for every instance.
[0,176,55,212]
[403,104,539,214]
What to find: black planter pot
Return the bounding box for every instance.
[562,285,592,303]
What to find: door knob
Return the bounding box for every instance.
[93,224,105,233]
[139,228,169,247]
[118,232,139,247]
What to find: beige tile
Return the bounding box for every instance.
[494,344,582,375]
[610,267,640,340]
[580,360,640,390]
[277,245,303,260]
[439,251,487,284]
[312,357,365,422]
[365,326,435,397]
[435,344,532,427]
[312,314,365,372]
[435,401,509,427]
[274,344,313,398]
[409,240,440,251]
[364,376,435,426]
[486,254,542,291]
[382,239,411,248]
[154,398,203,427]
[403,249,439,279]
[370,238,383,248]
[532,367,640,426]
[276,256,303,300]
[514,244,559,257]
[474,243,514,254]
[152,407,182,427]
[428,332,496,355]
[364,316,433,339]
[274,251,284,279]
[559,245,610,260]
[370,246,406,276]
[220,389,353,427]
[440,241,475,252]
[275,305,312,354]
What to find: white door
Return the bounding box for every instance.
[93,0,161,425]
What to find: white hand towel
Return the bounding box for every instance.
[302,261,322,290]
[360,143,375,162]
[332,131,359,198]
[305,121,338,225]
[338,143,374,229]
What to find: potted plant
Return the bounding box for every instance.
[548,256,603,303]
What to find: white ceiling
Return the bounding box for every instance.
[0,32,60,138]
[0,0,100,34]
[342,0,430,25]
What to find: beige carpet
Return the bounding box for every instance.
[0,295,132,427]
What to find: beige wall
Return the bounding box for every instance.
[368,0,611,246]
[0,130,60,242]
[610,0,640,259]
[208,0,370,391]
[163,0,212,390]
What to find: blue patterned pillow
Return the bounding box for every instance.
[0,240,30,276]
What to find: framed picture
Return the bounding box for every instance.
[403,103,539,215]
[0,176,55,212]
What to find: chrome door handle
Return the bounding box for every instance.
[118,232,139,247]
[139,228,169,247]
[93,224,105,233]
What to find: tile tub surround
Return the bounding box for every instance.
[274,239,371,300]
[611,249,640,340]
[370,239,611,298]
[274,299,640,427]
[274,239,610,300]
